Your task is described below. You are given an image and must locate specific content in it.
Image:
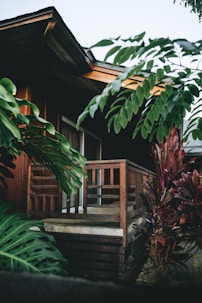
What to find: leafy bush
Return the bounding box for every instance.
[140,127,202,281]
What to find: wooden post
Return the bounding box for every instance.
[119,160,127,247]
[83,168,87,214]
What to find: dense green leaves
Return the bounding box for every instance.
[77,33,202,143]
[0,200,68,275]
[0,77,86,276]
[0,77,86,195]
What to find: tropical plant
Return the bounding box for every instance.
[0,77,86,196]
[76,34,202,282]
[139,126,202,282]
[77,33,202,145]
[0,77,86,275]
[0,200,68,275]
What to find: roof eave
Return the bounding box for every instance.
[0,6,94,74]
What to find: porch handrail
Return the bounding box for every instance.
[28,159,155,246]
[83,159,155,246]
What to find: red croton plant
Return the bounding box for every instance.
[142,126,202,280]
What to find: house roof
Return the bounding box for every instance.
[0,6,104,95]
[0,6,93,72]
[0,6,164,97]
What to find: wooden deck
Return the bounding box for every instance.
[43,215,145,237]
[28,159,155,284]
[43,215,149,283]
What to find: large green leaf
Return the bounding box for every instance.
[16,127,86,194]
[0,112,21,140]
[0,200,68,275]
[0,76,87,196]
[0,78,17,95]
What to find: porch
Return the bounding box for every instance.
[28,159,155,283]
[28,159,155,240]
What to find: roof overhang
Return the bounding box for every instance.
[0,6,94,75]
[0,6,164,97]
[83,64,165,95]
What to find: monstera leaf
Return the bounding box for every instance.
[0,200,68,275]
[0,77,86,197]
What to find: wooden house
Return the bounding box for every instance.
[0,7,158,284]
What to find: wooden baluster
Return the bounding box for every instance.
[83,168,87,214]
[50,196,55,212]
[119,161,127,247]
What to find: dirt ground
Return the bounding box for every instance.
[135,250,202,287]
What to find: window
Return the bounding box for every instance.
[61,116,102,212]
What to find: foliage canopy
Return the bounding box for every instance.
[77,33,202,144]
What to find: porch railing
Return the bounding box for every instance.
[28,159,155,237]
[83,159,155,243]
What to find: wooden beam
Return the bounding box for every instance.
[83,65,165,95]
[0,12,54,31]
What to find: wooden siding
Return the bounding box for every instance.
[27,164,62,214]
[48,227,149,284]
[50,232,125,282]
[5,86,31,211]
